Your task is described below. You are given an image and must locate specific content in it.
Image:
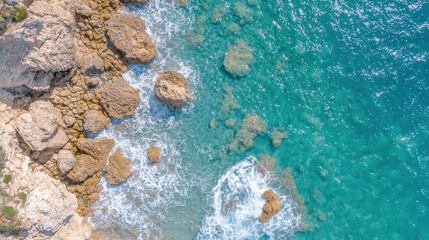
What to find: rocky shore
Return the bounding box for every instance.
[0,0,191,238]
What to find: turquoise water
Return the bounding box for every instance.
[89,0,429,239]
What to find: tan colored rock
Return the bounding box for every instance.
[96,77,140,119]
[125,0,149,4]
[106,149,132,184]
[155,71,192,110]
[147,146,160,164]
[74,1,93,17]
[83,110,110,133]
[106,13,157,64]
[258,190,282,222]
[15,101,69,151]
[76,137,115,162]
[67,154,103,182]
[57,149,76,175]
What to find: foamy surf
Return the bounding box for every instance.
[197,157,302,240]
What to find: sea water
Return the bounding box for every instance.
[89,0,429,239]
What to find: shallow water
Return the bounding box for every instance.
[89,0,429,239]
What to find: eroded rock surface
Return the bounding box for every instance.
[106,13,156,64]
[76,137,115,163]
[258,190,282,222]
[96,77,140,119]
[0,0,76,91]
[106,149,132,185]
[155,71,192,110]
[15,101,69,151]
[83,109,110,133]
[57,149,76,175]
[147,146,160,164]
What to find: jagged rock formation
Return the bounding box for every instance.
[0,0,76,91]
[155,71,192,110]
[105,149,132,185]
[258,190,282,222]
[106,13,157,64]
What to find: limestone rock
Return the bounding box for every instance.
[76,44,104,74]
[76,137,115,162]
[74,1,93,17]
[223,39,254,77]
[106,13,157,64]
[106,149,132,184]
[147,146,160,164]
[67,154,103,182]
[155,71,192,110]
[83,110,110,133]
[96,77,140,119]
[57,149,76,175]
[258,190,282,222]
[0,0,76,91]
[15,101,69,151]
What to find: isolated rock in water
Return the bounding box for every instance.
[147,146,160,164]
[57,149,76,175]
[106,13,156,64]
[0,0,76,91]
[229,113,267,152]
[106,149,132,184]
[258,190,282,222]
[96,77,140,119]
[83,110,110,133]
[67,154,103,182]
[76,137,115,163]
[155,71,192,110]
[15,101,69,151]
[223,39,254,77]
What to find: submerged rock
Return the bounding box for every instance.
[258,190,282,222]
[271,128,288,148]
[223,39,254,77]
[83,110,110,133]
[155,71,192,110]
[147,146,160,164]
[15,101,68,151]
[229,113,267,152]
[106,149,132,185]
[106,13,157,64]
[96,77,140,119]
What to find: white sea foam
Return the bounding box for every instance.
[88,1,197,239]
[197,157,302,240]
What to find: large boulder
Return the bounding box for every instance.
[258,190,282,222]
[0,0,76,91]
[96,77,140,119]
[83,110,110,133]
[15,101,68,151]
[155,71,192,110]
[105,13,156,64]
[67,154,103,182]
[76,137,115,163]
[106,149,132,185]
[57,149,76,175]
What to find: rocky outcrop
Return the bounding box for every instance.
[0,0,76,91]
[67,154,102,182]
[15,101,69,151]
[83,110,110,133]
[223,39,254,77]
[106,13,156,64]
[105,149,132,185]
[155,71,192,110]
[258,190,282,223]
[57,149,76,175]
[147,146,160,164]
[76,137,115,163]
[96,77,140,119]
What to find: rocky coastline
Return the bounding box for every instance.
[0,0,191,238]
